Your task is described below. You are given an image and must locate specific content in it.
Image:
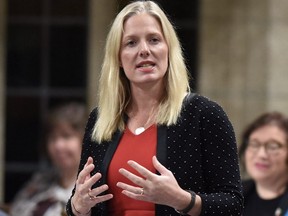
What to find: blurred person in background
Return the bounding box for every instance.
[239,112,288,216]
[10,102,87,216]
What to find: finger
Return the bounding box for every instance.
[84,172,102,189]
[84,157,94,168]
[83,157,94,182]
[119,168,145,186]
[88,183,109,197]
[152,156,171,176]
[90,193,114,203]
[127,160,154,180]
[77,163,95,185]
[116,182,143,195]
[121,189,145,201]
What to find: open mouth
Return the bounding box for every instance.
[137,63,155,68]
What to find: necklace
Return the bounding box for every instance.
[130,107,157,135]
[134,115,153,135]
[135,127,145,135]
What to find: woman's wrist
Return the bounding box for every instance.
[174,190,196,215]
[71,197,91,216]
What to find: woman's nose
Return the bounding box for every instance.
[139,42,150,57]
[256,145,269,157]
[51,137,66,149]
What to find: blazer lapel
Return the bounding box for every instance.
[156,125,167,167]
[101,115,128,182]
[101,130,123,183]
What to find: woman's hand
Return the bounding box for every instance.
[116,156,190,210]
[71,157,113,215]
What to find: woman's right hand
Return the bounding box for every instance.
[71,156,113,215]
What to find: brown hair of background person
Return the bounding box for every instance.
[41,102,88,162]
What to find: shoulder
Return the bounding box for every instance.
[183,93,228,118]
[181,93,236,140]
[88,108,98,121]
[13,169,57,200]
[84,108,98,130]
[184,93,223,108]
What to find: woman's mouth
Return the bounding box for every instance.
[137,63,155,68]
[136,62,155,72]
[254,162,269,170]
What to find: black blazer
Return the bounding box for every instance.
[67,94,244,216]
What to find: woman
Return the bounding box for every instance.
[10,102,87,216]
[66,1,243,216]
[239,112,288,216]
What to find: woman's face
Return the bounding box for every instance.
[47,123,82,171]
[244,124,288,184]
[120,13,169,88]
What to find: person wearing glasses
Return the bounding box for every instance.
[239,112,288,216]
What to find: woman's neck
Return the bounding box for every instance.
[129,81,164,109]
[58,168,78,189]
[256,177,288,199]
[128,89,163,113]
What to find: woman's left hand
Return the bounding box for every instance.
[116,155,188,208]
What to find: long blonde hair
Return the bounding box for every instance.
[92,0,190,143]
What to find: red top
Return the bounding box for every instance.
[107,125,157,216]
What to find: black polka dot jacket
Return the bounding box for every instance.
[66,94,244,215]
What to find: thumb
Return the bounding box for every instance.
[152,156,171,176]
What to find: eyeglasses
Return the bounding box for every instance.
[247,140,287,155]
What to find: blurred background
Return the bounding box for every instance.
[0,0,287,206]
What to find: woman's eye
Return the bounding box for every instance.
[126,40,136,46]
[150,38,159,43]
[267,142,281,150]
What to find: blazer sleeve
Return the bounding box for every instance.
[197,98,244,215]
